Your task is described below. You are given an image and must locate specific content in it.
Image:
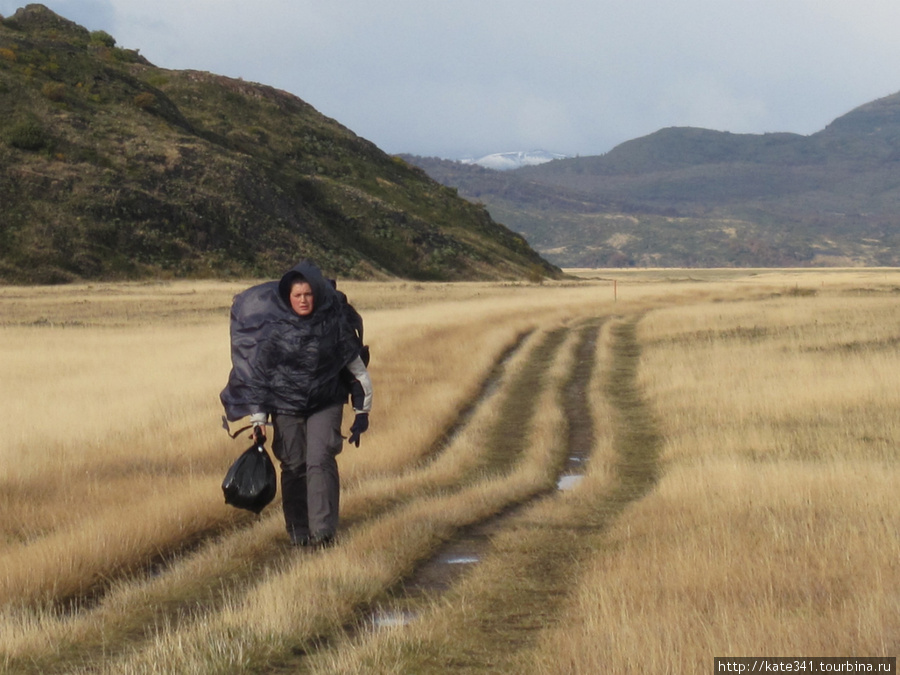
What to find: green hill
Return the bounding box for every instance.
[405,94,900,268]
[0,5,558,283]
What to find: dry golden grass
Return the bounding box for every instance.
[638,293,900,465]
[0,281,578,607]
[525,274,900,673]
[3,269,900,673]
[527,460,900,673]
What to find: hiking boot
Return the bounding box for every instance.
[288,527,310,547]
[311,533,335,549]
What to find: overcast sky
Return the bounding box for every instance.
[4,0,900,159]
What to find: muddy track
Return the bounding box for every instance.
[481,326,569,475]
[0,330,542,675]
[380,320,604,602]
[467,315,663,669]
[366,322,604,607]
[300,314,664,673]
[459,315,663,671]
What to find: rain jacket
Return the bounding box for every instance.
[220,261,363,421]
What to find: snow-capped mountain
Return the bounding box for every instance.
[459,150,568,171]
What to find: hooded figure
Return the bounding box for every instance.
[220,260,372,547]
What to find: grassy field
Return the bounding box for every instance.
[1,269,898,673]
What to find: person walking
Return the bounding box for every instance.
[221,260,372,548]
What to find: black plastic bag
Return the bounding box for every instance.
[222,442,277,514]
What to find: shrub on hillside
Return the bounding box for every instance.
[133,92,155,110]
[41,81,65,101]
[89,30,115,48]
[111,47,143,63]
[6,118,48,150]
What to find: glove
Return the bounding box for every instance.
[250,412,267,443]
[348,413,369,447]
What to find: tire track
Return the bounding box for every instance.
[378,320,604,603]
[483,315,662,669]
[419,329,535,465]
[463,315,663,672]
[605,316,662,504]
[481,326,569,476]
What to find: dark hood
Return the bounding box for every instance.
[277,260,337,316]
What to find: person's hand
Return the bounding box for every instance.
[348,413,369,447]
[249,412,267,444]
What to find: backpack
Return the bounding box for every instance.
[220,279,369,426]
[334,285,370,367]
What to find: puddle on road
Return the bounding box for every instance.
[557,455,588,491]
[557,474,584,491]
[441,555,480,565]
[370,609,418,629]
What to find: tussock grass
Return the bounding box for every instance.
[527,459,900,673]
[637,294,900,465]
[0,321,239,608]
[0,283,559,609]
[526,281,900,673]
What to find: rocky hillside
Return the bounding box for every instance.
[0,5,558,283]
[405,93,900,268]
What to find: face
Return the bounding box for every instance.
[289,281,315,316]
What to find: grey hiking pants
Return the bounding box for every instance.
[271,404,344,542]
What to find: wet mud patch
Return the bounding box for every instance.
[560,318,603,475]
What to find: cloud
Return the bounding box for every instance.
[4,0,900,158]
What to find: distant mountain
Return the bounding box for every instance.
[405,94,900,268]
[460,150,568,171]
[0,5,559,283]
